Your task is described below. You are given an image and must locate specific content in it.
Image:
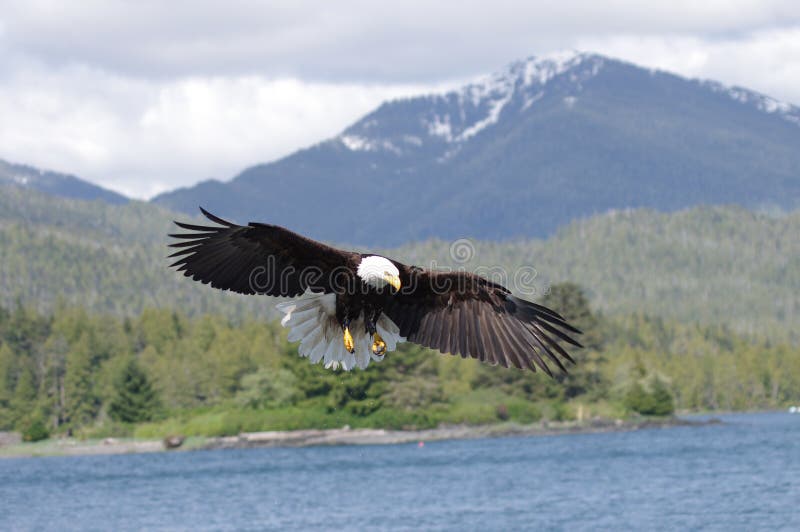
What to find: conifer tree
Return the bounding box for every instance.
[108,357,160,423]
[541,283,607,399]
[64,333,98,427]
[11,365,38,426]
[0,342,15,428]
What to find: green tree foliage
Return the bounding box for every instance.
[0,295,797,437]
[19,413,50,442]
[108,358,161,423]
[624,378,675,416]
[64,333,98,427]
[541,283,607,399]
[649,378,675,416]
[11,366,38,427]
[236,368,300,409]
[0,342,14,427]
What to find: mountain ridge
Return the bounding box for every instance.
[153,51,800,245]
[0,159,129,205]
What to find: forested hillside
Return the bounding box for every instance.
[386,207,800,339]
[1,184,798,441]
[0,186,264,320]
[2,185,797,337]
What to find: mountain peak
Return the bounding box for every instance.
[444,50,605,141]
[476,50,598,95]
[154,51,800,245]
[338,51,606,153]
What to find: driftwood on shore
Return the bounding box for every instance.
[163,435,185,449]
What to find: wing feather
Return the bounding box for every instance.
[168,209,356,297]
[495,314,531,372]
[382,267,582,374]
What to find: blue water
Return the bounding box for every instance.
[1,412,798,531]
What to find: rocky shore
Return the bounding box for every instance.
[0,416,720,459]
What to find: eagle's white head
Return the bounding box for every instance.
[357,256,401,291]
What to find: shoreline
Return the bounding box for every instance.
[0,416,720,459]
[205,416,717,450]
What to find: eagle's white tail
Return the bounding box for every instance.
[276,290,404,370]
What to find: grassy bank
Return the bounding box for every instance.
[129,391,622,440]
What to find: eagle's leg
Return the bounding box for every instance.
[342,318,355,354]
[365,310,386,356]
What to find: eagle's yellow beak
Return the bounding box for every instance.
[384,273,401,291]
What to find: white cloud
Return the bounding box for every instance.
[0,63,443,198]
[4,0,799,80]
[578,28,800,103]
[0,1,798,198]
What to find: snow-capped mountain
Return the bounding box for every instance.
[154,52,800,245]
[338,52,606,157]
[339,51,800,158]
[0,159,128,205]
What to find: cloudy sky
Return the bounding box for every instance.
[1,0,799,199]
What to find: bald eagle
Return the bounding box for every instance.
[168,209,581,374]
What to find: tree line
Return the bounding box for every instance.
[1,284,797,442]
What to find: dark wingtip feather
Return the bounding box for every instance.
[167,247,197,259]
[535,320,583,348]
[558,321,583,335]
[173,220,218,232]
[535,356,553,377]
[529,301,566,321]
[168,232,217,239]
[199,207,236,227]
[168,240,203,248]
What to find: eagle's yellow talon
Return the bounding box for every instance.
[372,332,386,355]
[343,327,355,354]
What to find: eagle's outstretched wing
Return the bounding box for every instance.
[170,209,582,374]
[168,208,356,297]
[382,266,582,375]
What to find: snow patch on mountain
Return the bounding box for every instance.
[522,91,544,111]
[335,51,606,156]
[427,115,453,142]
[521,50,593,86]
[340,135,372,151]
[426,51,603,143]
[459,90,514,140]
[340,135,402,155]
[703,81,800,126]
